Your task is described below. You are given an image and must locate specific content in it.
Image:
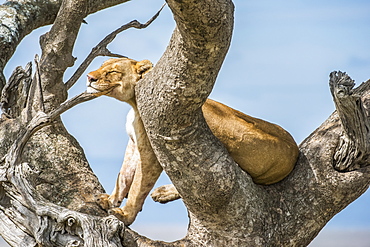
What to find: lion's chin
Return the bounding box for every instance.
[86,86,108,96]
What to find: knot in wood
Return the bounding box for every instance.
[67,217,76,227]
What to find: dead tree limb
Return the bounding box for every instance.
[0,62,32,119]
[330,71,370,171]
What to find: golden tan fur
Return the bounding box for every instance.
[87,57,299,225]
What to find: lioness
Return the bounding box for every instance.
[87,57,299,225]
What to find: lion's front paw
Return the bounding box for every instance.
[108,207,136,226]
[96,193,112,210]
[151,184,181,204]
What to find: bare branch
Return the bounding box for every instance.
[51,92,97,117]
[38,0,89,111]
[65,4,167,90]
[137,0,236,220]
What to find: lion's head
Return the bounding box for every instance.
[86,58,152,104]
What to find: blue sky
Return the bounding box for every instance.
[2,0,370,243]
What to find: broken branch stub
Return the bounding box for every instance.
[329,71,370,171]
[0,62,32,119]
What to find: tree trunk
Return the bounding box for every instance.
[0,0,369,246]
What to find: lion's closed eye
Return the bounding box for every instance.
[106,71,124,81]
[101,71,122,83]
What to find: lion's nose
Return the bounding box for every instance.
[87,74,98,83]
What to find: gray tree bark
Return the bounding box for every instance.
[0,0,369,246]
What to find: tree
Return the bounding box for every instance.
[0,0,369,246]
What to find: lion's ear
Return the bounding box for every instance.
[135,60,153,76]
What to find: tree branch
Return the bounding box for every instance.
[0,62,32,118]
[265,75,370,246]
[136,0,240,231]
[37,0,91,111]
[65,3,166,90]
[0,0,131,91]
[329,71,370,171]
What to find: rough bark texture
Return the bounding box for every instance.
[0,0,369,246]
